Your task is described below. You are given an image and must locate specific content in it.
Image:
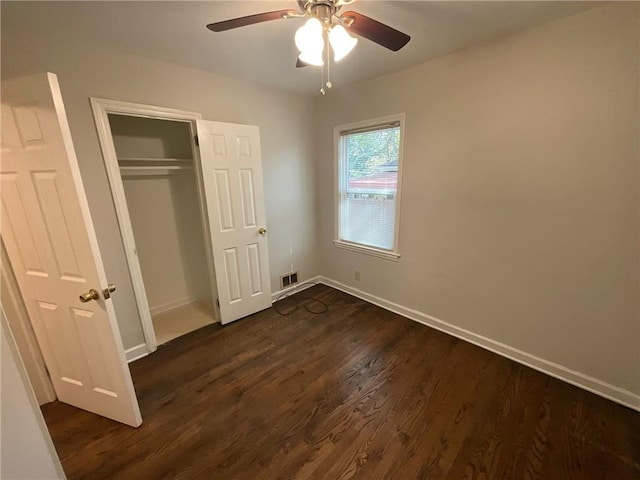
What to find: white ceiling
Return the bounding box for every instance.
[2,1,602,94]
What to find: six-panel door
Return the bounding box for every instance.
[197,120,271,324]
[0,73,141,427]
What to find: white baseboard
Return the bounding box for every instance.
[318,276,640,412]
[271,275,322,302]
[149,296,203,316]
[125,343,149,363]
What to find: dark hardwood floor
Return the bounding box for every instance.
[43,285,639,479]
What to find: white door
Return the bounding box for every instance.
[196,120,271,324]
[0,73,142,427]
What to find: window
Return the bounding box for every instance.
[335,114,404,260]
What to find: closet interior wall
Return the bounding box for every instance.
[108,114,213,326]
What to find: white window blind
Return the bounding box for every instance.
[338,122,401,252]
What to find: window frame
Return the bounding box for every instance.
[333,113,406,261]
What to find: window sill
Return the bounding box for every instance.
[333,240,400,262]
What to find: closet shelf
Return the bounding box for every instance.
[118,157,195,177]
[120,165,193,178]
[118,157,193,164]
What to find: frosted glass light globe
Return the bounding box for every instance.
[295,18,324,54]
[329,25,357,61]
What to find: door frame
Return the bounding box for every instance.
[90,98,219,355]
[1,241,56,405]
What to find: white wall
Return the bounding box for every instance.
[315,4,640,399]
[0,311,66,479]
[1,31,318,349]
[123,174,211,313]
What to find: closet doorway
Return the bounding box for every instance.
[91,99,219,353]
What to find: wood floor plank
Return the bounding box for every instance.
[41,285,640,480]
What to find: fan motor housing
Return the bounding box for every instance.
[306,1,339,24]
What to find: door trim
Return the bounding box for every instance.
[1,242,56,405]
[90,98,219,354]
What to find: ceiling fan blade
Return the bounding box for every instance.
[207,10,296,32]
[341,11,410,51]
[296,57,310,68]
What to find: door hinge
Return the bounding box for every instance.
[194,134,199,146]
[215,298,220,308]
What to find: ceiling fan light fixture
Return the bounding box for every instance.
[329,24,357,62]
[206,2,412,93]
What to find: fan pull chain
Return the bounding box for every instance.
[319,29,333,96]
[326,43,332,89]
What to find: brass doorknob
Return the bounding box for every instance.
[258,227,267,236]
[79,289,100,303]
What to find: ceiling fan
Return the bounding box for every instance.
[206,0,411,80]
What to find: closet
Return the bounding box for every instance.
[108,114,217,345]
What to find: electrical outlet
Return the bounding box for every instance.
[290,271,298,284]
[354,270,361,281]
